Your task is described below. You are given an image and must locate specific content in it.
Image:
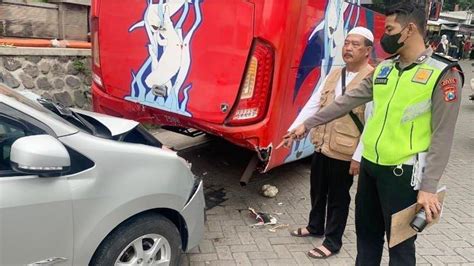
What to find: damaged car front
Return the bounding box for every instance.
[0,85,204,266]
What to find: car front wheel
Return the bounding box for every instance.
[90,213,182,266]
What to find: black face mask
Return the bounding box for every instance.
[381,27,407,54]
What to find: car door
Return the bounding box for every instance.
[0,105,73,266]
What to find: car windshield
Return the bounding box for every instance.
[0,86,92,133]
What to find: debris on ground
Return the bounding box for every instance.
[260,184,279,198]
[248,207,277,226]
[268,224,289,232]
[277,202,284,206]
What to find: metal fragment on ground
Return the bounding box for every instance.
[248,207,277,226]
[268,224,289,232]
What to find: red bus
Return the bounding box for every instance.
[90,0,387,180]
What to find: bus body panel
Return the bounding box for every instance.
[92,0,387,171]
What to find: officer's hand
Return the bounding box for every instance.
[293,124,307,140]
[276,134,295,149]
[417,191,442,223]
[349,160,360,176]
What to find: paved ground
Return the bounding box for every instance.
[175,60,474,265]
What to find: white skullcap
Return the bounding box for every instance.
[348,26,374,42]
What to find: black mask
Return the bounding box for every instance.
[381,27,407,54]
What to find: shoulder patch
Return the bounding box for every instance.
[441,78,458,102]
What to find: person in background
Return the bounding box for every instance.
[435,34,448,55]
[463,36,472,60]
[457,36,465,60]
[448,36,458,57]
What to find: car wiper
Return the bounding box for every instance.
[37,98,97,135]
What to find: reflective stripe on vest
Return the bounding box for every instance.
[362,57,448,165]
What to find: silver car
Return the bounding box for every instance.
[0,85,204,266]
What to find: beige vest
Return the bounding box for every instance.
[311,64,374,161]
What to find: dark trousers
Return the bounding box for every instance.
[355,158,418,266]
[307,152,354,253]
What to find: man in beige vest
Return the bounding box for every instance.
[284,27,374,259]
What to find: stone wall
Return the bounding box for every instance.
[0,47,92,110]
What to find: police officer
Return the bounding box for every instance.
[284,2,464,265]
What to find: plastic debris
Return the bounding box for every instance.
[260,184,279,198]
[248,207,277,226]
[268,224,289,232]
[277,202,284,206]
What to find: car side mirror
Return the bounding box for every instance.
[10,135,71,176]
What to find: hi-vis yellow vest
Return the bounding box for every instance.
[362,55,454,165]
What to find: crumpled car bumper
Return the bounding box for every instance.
[181,179,205,251]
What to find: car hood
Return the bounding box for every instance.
[71,108,139,136]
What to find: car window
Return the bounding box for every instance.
[0,106,50,175]
[0,118,28,172]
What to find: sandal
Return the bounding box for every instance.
[290,227,323,238]
[307,246,338,259]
